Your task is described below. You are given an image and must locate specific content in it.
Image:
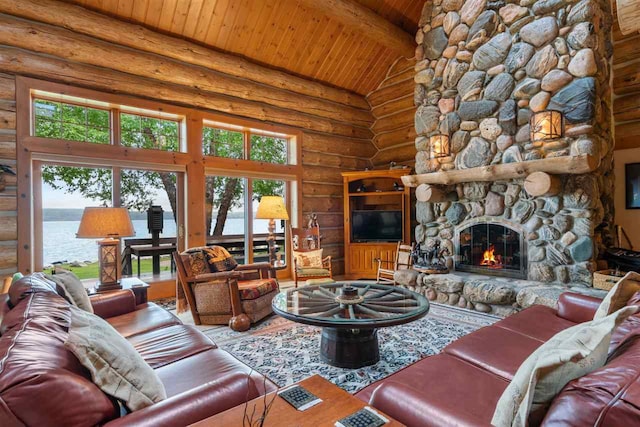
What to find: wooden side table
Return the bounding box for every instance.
[190,375,404,426]
[93,277,149,305]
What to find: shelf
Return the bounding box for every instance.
[348,191,404,196]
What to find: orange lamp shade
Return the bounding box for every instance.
[76,207,135,238]
[530,110,563,142]
[429,134,450,159]
[255,196,289,220]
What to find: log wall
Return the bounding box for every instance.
[367,57,416,168]
[613,3,640,151]
[0,8,378,279]
[0,73,16,277]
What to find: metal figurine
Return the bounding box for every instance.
[412,240,450,274]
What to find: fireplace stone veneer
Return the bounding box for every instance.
[411,0,615,305]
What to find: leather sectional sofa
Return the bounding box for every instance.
[0,274,276,426]
[356,292,640,426]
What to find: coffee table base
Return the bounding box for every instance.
[320,328,379,368]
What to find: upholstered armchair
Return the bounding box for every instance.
[174,246,279,332]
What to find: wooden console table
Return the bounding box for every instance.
[190,375,404,426]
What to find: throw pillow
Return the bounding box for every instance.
[491,305,639,427]
[594,271,640,319]
[64,305,166,411]
[203,246,238,272]
[46,270,94,313]
[187,251,209,276]
[293,249,323,269]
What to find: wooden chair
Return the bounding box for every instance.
[290,226,332,287]
[173,247,279,332]
[376,242,414,285]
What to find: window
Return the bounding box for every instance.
[203,127,243,158]
[203,122,291,165]
[22,80,300,280]
[250,134,287,164]
[34,99,110,144]
[120,113,180,151]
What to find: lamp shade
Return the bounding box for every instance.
[430,134,450,159]
[530,110,563,142]
[255,196,289,220]
[76,207,135,239]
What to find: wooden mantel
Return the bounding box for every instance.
[401,154,599,187]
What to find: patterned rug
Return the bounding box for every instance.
[192,303,499,394]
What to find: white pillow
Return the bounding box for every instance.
[492,305,639,427]
[293,249,324,269]
[46,270,94,313]
[594,271,640,319]
[64,305,166,411]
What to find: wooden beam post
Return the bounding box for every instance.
[0,0,370,110]
[401,155,599,187]
[297,0,416,57]
[524,171,562,197]
[415,184,457,203]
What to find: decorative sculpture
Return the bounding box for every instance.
[412,240,450,274]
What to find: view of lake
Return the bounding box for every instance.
[43,216,279,265]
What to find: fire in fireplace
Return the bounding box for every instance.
[480,245,502,268]
[456,221,526,279]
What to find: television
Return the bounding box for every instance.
[351,210,403,242]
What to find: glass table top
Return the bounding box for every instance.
[272,281,429,328]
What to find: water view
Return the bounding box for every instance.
[43,216,277,265]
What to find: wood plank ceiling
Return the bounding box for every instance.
[61,0,422,96]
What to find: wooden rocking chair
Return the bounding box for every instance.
[376,242,414,285]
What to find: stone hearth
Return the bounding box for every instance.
[394,269,607,317]
[411,0,614,311]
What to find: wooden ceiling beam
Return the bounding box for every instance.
[0,0,370,110]
[297,0,416,58]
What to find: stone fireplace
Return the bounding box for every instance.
[395,0,615,315]
[456,218,525,279]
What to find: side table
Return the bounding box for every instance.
[190,375,404,426]
[92,277,149,305]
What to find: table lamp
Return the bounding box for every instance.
[76,207,135,291]
[255,196,289,266]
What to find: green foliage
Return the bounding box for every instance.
[250,135,287,164]
[203,127,243,158]
[121,113,179,151]
[34,99,109,144]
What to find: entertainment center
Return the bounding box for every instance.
[341,170,411,279]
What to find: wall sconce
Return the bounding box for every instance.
[530,110,563,142]
[429,134,450,159]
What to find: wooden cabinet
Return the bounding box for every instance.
[341,170,411,279]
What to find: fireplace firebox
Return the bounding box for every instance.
[455,221,526,279]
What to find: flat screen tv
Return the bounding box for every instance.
[351,210,402,242]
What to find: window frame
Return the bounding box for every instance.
[16,76,303,280]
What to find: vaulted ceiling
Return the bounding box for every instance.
[62,0,422,96]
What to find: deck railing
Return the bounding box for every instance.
[121,233,286,276]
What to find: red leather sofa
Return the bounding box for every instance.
[0,274,276,427]
[356,292,640,427]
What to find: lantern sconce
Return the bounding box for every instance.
[530,110,563,142]
[429,134,450,159]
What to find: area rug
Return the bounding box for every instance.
[196,303,499,394]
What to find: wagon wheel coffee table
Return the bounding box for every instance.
[272,282,429,368]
